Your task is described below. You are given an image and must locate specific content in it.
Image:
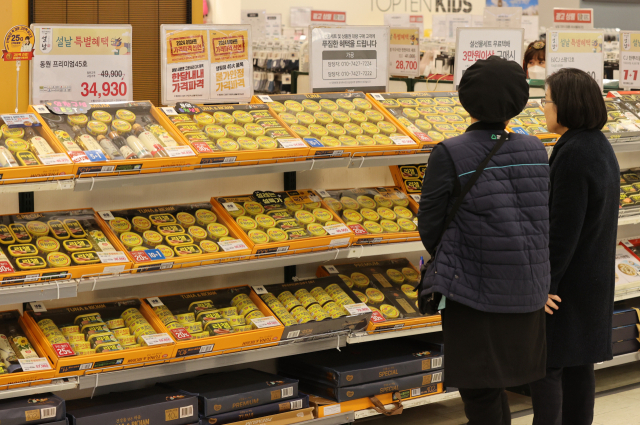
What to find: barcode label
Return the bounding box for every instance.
[287,330,300,339]
[180,405,194,418]
[98,210,115,220]
[258,95,273,102]
[223,156,236,163]
[40,407,56,419]
[282,386,294,398]
[276,246,289,253]
[432,372,443,383]
[370,93,385,100]
[162,107,178,115]
[324,265,339,274]
[253,285,268,294]
[79,363,93,370]
[223,202,239,212]
[199,345,214,354]
[291,399,303,410]
[411,388,421,397]
[101,166,115,172]
[160,262,174,270]
[432,357,443,368]
[316,189,330,198]
[30,302,47,312]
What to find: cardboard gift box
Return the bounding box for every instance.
[164,369,298,417]
[612,304,640,328]
[613,338,640,356]
[251,276,372,342]
[141,286,284,359]
[211,189,353,257]
[390,165,425,201]
[251,92,419,157]
[0,112,74,184]
[66,386,198,425]
[0,208,131,286]
[30,101,199,177]
[604,92,640,142]
[0,392,65,425]
[157,103,310,166]
[23,299,174,376]
[97,202,253,273]
[277,338,443,387]
[507,100,559,145]
[200,395,309,425]
[612,324,640,342]
[317,258,441,333]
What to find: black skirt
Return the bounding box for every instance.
[442,299,547,389]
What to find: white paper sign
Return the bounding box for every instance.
[147,297,164,307]
[277,138,307,149]
[165,146,196,158]
[323,223,351,236]
[222,202,239,212]
[522,16,540,42]
[253,285,268,295]
[266,14,282,38]
[389,27,420,78]
[38,153,72,166]
[218,239,249,252]
[30,24,133,104]
[620,31,640,90]
[18,358,52,372]
[391,135,415,145]
[446,15,472,43]
[251,316,281,329]
[30,302,47,312]
[411,194,421,203]
[97,211,114,220]
[290,7,312,28]
[97,251,127,263]
[454,28,524,88]
[309,25,389,93]
[431,15,447,39]
[343,303,372,315]
[546,29,604,91]
[483,7,522,29]
[141,333,173,346]
[384,14,424,37]
[241,10,267,38]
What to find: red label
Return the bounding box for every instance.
[409,15,423,23]
[415,131,431,142]
[553,8,592,24]
[69,151,90,163]
[52,342,76,357]
[170,328,192,341]
[130,251,151,263]
[370,311,387,323]
[0,261,15,274]
[191,142,214,154]
[310,10,346,23]
[348,223,368,236]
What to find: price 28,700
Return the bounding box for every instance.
[80,81,128,98]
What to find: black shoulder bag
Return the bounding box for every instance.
[418,132,509,315]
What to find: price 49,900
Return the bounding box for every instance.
[81,81,128,98]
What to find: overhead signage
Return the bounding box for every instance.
[310,11,347,24]
[309,25,389,93]
[553,8,593,29]
[546,29,603,91]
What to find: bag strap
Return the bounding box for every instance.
[433,131,509,248]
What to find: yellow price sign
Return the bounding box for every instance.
[2,25,35,61]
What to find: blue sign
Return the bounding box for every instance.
[304,138,323,148]
[144,249,166,261]
[511,127,529,135]
[85,150,107,162]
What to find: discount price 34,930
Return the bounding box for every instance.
[81,81,128,98]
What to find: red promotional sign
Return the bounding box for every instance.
[52,342,76,357]
[170,328,192,341]
[553,8,593,28]
[130,250,152,263]
[311,11,346,23]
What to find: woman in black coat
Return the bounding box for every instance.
[530,69,620,425]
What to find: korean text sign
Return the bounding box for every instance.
[553,8,593,30]
[29,24,132,104]
[620,31,640,90]
[309,25,389,93]
[546,30,603,91]
[161,25,253,105]
[389,27,420,78]
[454,28,524,88]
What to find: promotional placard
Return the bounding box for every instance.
[266,14,282,38]
[161,25,253,105]
[30,24,132,104]
[553,8,593,30]
[546,29,603,91]
[309,25,389,93]
[620,31,640,90]
[384,13,424,37]
[483,7,522,28]
[454,27,524,88]
[311,11,347,24]
[389,27,420,78]
[3,25,34,61]
[445,15,472,42]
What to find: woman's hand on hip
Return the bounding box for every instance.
[545,294,562,315]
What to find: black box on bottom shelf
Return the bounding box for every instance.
[164,369,299,417]
[0,393,65,425]
[293,369,444,402]
[277,338,444,387]
[200,395,309,425]
[65,386,198,425]
[613,338,640,356]
[612,324,640,342]
[613,306,640,328]
[50,420,68,425]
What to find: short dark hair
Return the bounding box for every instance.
[546,68,607,130]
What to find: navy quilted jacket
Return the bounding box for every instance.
[418,124,551,313]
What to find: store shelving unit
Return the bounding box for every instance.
[347,325,442,344]
[0,377,78,400]
[301,412,355,425]
[595,352,640,370]
[353,391,461,420]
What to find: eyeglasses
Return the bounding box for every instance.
[540,99,554,107]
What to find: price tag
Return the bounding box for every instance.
[218,239,249,252]
[191,142,214,154]
[315,189,331,198]
[18,358,52,372]
[0,261,15,273]
[33,105,49,114]
[411,194,421,203]
[253,285,268,295]
[324,265,339,274]
[68,151,90,163]
[0,114,42,128]
[223,202,239,212]
[147,297,164,307]
[277,138,307,149]
[30,302,47,312]
[343,303,372,316]
[389,27,420,78]
[85,150,107,162]
[370,311,387,323]
[329,237,350,247]
[145,249,166,261]
[141,333,173,346]
[391,135,416,145]
[610,91,622,98]
[165,146,195,158]
[348,223,368,236]
[52,342,75,357]
[257,95,273,102]
[97,251,127,263]
[370,93,385,101]
[170,328,192,341]
[547,29,604,91]
[323,223,351,236]
[161,107,178,115]
[620,32,640,90]
[98,211,115,220]
[130,250,152,263]
[251,316,281,329]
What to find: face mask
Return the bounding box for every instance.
[528,65,546,80]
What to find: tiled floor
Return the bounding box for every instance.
[363,361,640,425]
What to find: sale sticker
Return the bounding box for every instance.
[52,342,76,357]
[85,150,107,162]
[68,151,90,163]
[348,223,368,236]
[2,25,35,61]
[170,327,192,341]
[144,249,166,261]
[191,142,214,154]
[130,250,152,263]
[370,311,387,323]
[0,261,15,273]
[323,223,351,236]
[18,358,52,372]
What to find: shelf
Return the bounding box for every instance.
[301,412,355,425]
[595,352,640,370]
[347,325,442,344]
[619,214,640,226]
[615,285,640,302]
[0,179,74,193]
[344,241,425,258]
[354,391,460,420]
[0,280,77,306]
[347,153,430,168]
[77,334,347,390]
[611,140,640,153]
[0,377,79,400]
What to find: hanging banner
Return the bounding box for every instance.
[161,25,253,105]
[389,27,420,78]
[309,25,389,93]
[621,31,640,90]
[29,25,132,104]
[454,27,524,88]
[553,8,593,30]
[3,25,35,61]
[546,29,603,91]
